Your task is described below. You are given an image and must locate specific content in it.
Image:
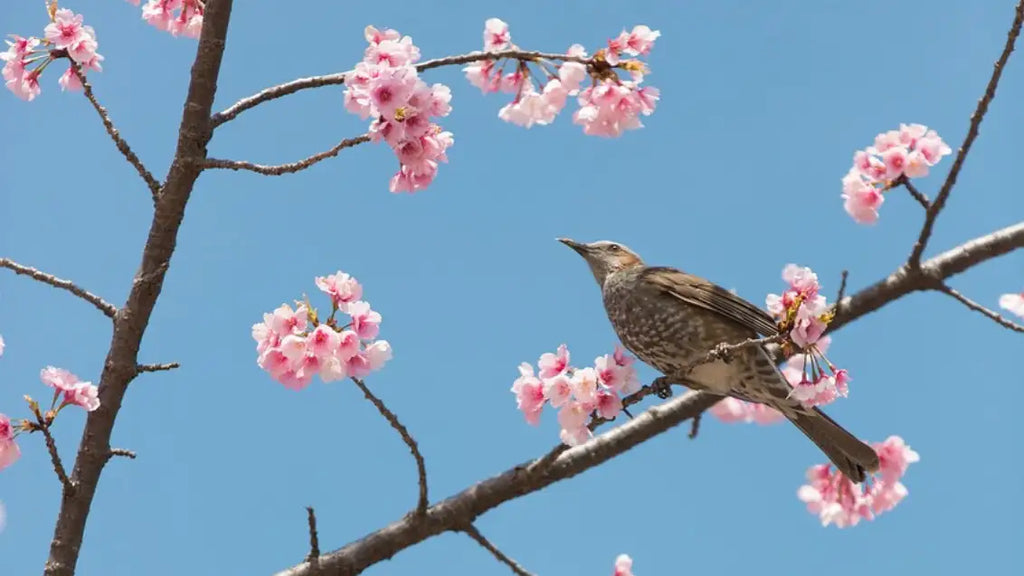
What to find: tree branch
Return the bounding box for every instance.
[274,220,1024,576]
[210,49,589,128]
[43,2,235,574]
[0,258,117,318]
[935,283,1024,333]
[908,0,1023,266]
[305,506,321,568]
[136,362,181,373]
[204,135,371,176]
[901,179,931,209]
[71,61,162,201]
[350,378,430,515]
[39,420,74,494]
[462,524,535,576]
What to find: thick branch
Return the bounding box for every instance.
[351,378,429,515]
[936,283,1024,333]
[275,220,1024,576]
[908,0,1023,266]
[210,49,588,128]
[43,2,235,575]
[462,525,535,576]
[204,135,371,176]
[71,62,162,200]
[0,258,117,318]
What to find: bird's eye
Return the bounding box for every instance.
[608,244,621,252]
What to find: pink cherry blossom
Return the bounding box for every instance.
[998,292,1024,318]
[512,363,545,425]
[0,334,5,357]
[613,554,635,576]
[569,367,599,406]
[798,435,918,527]
[594,348,640,394]
[538,344,570,379]
[542,374,572,408]
[0,414,19,471]
[843,124,951,223]
[596,390,622,419]
[140,0,204,38]
[39,367,99,411]
[315,271,363,311]
[557,400,592,446]
[709,397,785,424]
[44,9,87,50]
[41,366,81,394]
[483,18,511,52]
[349,301,382,339]
[67,382,100,412]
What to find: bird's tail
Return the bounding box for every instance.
[786,407,880,483]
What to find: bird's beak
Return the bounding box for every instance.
[557,237,588,256]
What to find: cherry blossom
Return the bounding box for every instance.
[0,414,19,471]
[139,0,205,38]
[612,554,636,576]
[512,344,641,444]
[798,435,919,527]
[0,334,5,357]
[842,124,952,223]
[254,271,392,389]
[39,367,101,412]
[4,8,104,101]
[998,292,1024,318]
[344,26,454,193]
[466,19,660,136]
[709,397,784,425]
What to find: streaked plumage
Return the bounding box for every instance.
[558,238,880,482]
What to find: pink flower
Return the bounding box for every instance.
[624,25,660,55]
[798,435,918,527]
[67,382,100,412]
[315,271,363,311]
[498,81,564,128]
[141,0,204,38]
[573,81,657,137]
[0,334,4,357]
[998,292,1024,318]
[538,344,570,378]
[348,301,382,340]
[557,400,592,446]
[512,363,545,425]
[596,389,622,419]
[0,414,20,471]
[542,374,572,408]
[39,367,99,411]
[558,61,587,93]
[483,18,511,52]
[709,397,785,424]
[569,367,599,406]
[44,9,87,50]
[613,554,635,576]
[594,350,640,394]
[58,66,83,91]
[365,36,420,67]
[363,340,393,370]
[6,69,41,101]
[842,170,884,225]
[41,366,81,394]
[790,295,828,348]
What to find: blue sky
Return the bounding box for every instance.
[2,1,1023,574]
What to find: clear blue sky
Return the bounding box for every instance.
[2,1,1023,574]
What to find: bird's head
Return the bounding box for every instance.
[557,238,645,285]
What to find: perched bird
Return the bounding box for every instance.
[558,237,880,482]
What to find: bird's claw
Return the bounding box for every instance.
[652,376,674,399]
[711,342,734,363]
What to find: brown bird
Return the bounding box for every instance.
[558,237,880,482]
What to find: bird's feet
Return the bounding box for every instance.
[651,376,675,399]
[711,342,735,363]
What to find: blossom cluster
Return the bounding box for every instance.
[612,554,635,576]
[0,366,100,473]
[344,26,454,193]
[842,124,952,224]
[465,19,660,137]
[126,0,205,38]
[253,271,393,389]
[798,435,919,527]
[999,291,1024,318]
[2,8,103,101]
[512,344,640,446]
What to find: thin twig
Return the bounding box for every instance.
[908,0,1024,266]
[835,270,850,305]
[210,49,589,128]
[350,378,429,515]
[0,258,117,318]
[305,507,321,568]
[901,178,931,209]
[70,62,162,200]
[106,448,137,461]
[935,283,1024,333]
[39,422,74,494]
[137,362,181,373]
[688,413,703,439]
[204,135,371,176]
[463,525,536,576]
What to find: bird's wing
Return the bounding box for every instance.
[640,266,780,337]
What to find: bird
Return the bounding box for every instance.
[557,237,880,482]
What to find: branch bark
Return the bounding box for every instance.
[272,220,1024,576]
[42,2,235,574]
[0,258,117,319]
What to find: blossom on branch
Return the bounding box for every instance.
[344,26,454,193]
[137,0,204,38]
[511,344,639,445]
[842,124,952,224]
[612,554,636,576]
[798,435,919,527]
[2,7,104,101]
[465,19,660,136]
[0,414,19,471]
[253,271,392,389]
[40,366,100,412]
